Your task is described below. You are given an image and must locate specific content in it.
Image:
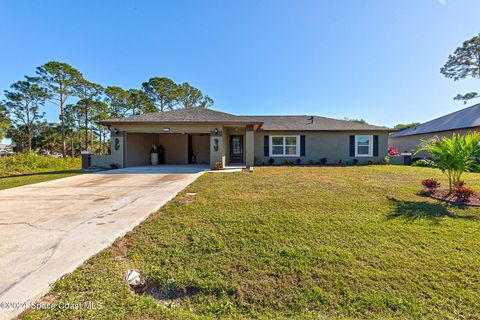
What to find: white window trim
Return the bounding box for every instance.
[270,135,300,157]
[355,135,373,157]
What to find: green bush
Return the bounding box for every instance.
[411,159,435,167]
[0,152,81,176]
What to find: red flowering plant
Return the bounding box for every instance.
[388,145,400,156]
[454,187,476,203]
[421,178,440,195]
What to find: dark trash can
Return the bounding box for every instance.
[157,145,165,164]
[81,151,92,170]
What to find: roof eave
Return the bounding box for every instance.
[257,128,395,132]
[98,120,264,126]
[389,125,479,138]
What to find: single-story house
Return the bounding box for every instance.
[389,103,480,158]
[92,108,392,169]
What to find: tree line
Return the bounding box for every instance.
[0,61,213,157]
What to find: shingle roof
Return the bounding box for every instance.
[100,108,392,131]
[100,108,251,124]
[239,115,390,131]
[390,103,480,138]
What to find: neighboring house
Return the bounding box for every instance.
[0,144,14,157]
[93,108,391,169]
[389,103,480,158]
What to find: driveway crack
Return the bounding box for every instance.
[0,222,67,233]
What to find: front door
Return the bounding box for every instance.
[229,135,243,163]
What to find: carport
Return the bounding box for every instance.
[93,108,259,169]
[124,132,210,167]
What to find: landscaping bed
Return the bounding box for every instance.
[420,178,480,207]
[423,189,480,206]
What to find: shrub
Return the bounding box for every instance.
[337,159,343,165]
[388,145,400,156]
[320,158,327,165]
[308,160,315,165]
[283,159,289,165]
[213,161,223,170]
[0,152,80,176]
[110,163,119,169]
[268,158,275,165]
[353,158,359,165]
[454,187,476,203]
[412,159,435,167]
[295,158,301,165]
[421,178,440,191]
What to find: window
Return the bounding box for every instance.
[355,135,373,157]
[270,135,299,156]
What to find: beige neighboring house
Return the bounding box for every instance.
[389,103,480,158]
[90,108,392,169]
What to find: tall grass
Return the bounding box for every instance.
[0,152,81,176]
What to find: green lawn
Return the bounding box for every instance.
[0,153,82,190]
[0,170,82,190]
[20,166,480,319]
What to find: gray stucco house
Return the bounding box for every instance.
[389,103,480,157]
[92,108,391,169]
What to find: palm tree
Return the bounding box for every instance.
[417,132,480,191]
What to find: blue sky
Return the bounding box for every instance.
[1,0,479,127]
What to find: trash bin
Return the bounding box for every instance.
[401,152,413,165]
[81,151,92,170]
[157,145,165,164]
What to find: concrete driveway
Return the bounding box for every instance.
[0,165,208,319]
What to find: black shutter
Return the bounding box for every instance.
[349,135,355,157]
[373,135,379,157]
[300,135,306,156]
[264,135,269,156]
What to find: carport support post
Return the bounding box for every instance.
[110,130,125,168]
[245,125,254,167]
[210,129,225,169]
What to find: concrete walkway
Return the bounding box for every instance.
[0,165,208,319]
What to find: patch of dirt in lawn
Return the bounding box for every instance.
[132,280,200,303]
[181,192,197,205]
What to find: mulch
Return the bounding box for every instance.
[421,189,480,207]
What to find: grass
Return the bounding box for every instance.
[0,170,82,190]
[20,166,480,319]
[0,152,81,190]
